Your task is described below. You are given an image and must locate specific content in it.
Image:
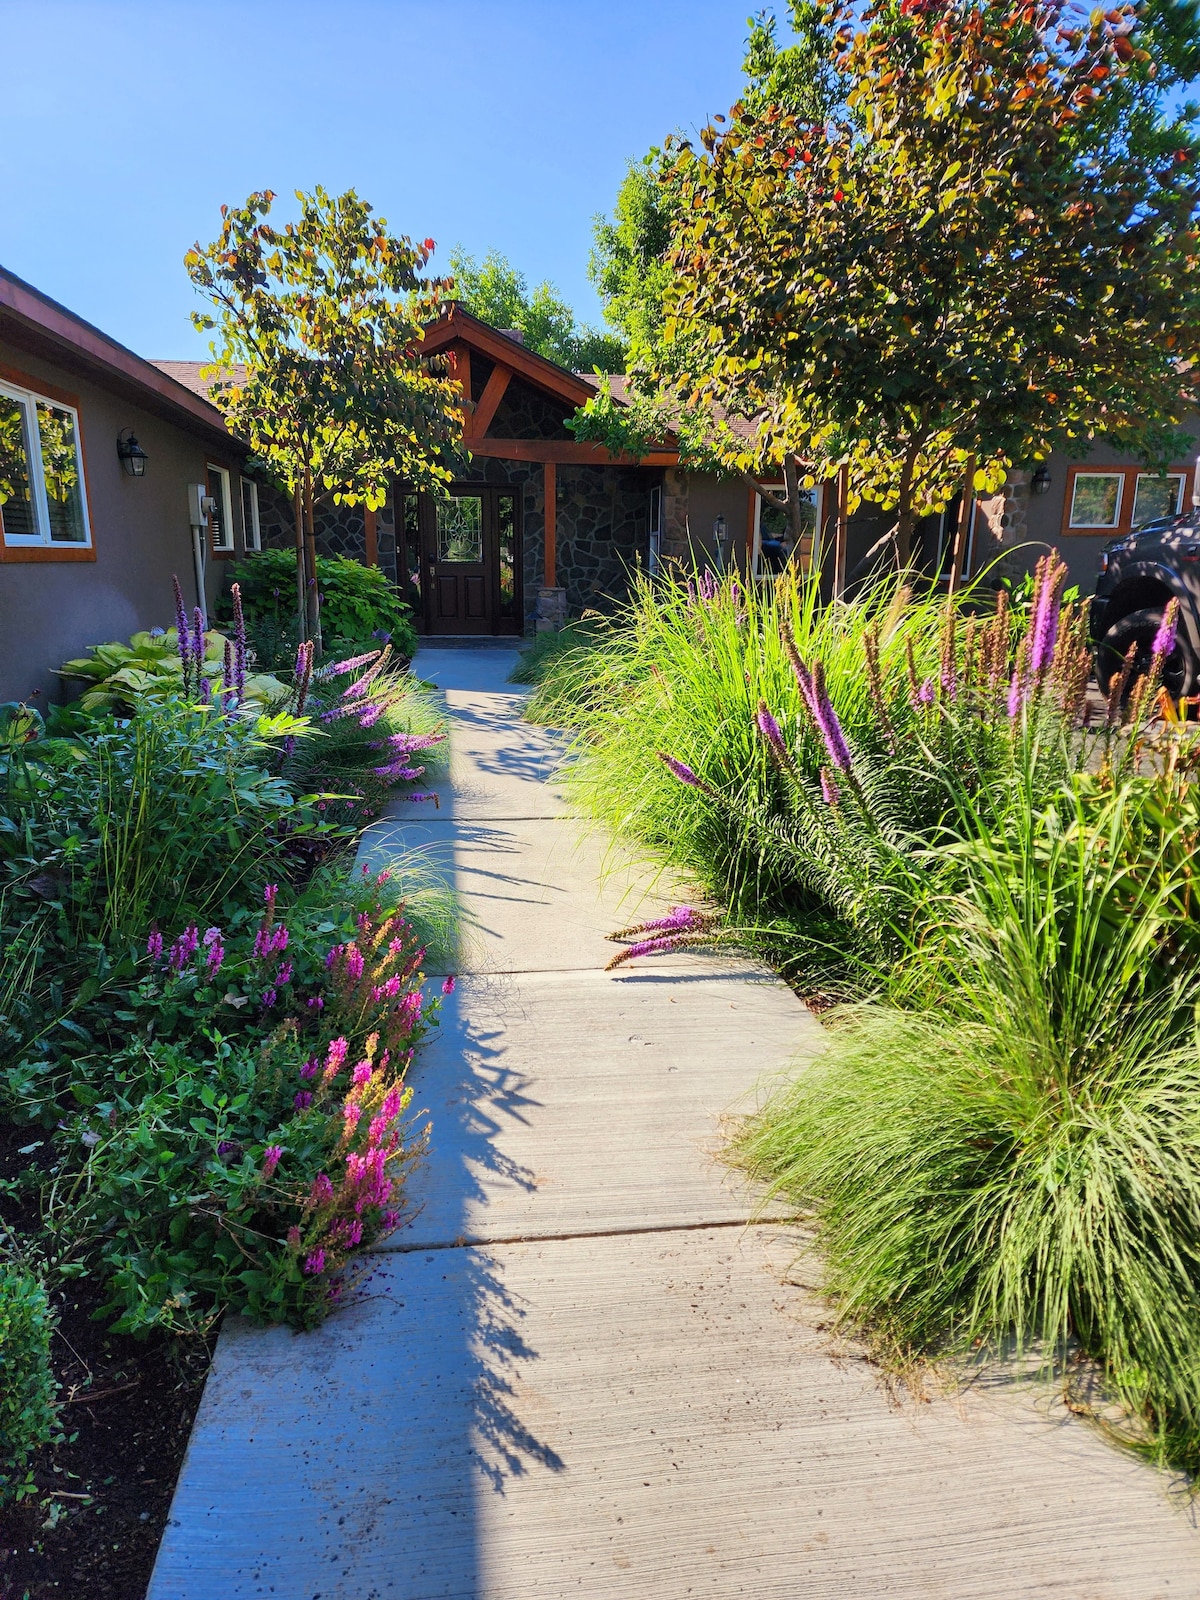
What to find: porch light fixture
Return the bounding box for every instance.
[713,513,728,570]
[117,429,148,477]
[1031,463,1051,495]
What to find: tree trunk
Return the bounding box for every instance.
[946,455,976,595]
[782,454,805,545]
[894,444,920,566]
[293,483,307,643]
[303,470,322,654]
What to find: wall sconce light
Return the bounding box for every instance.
[713,513,728,570]
[1031,463,1051,496]
[117,429,148,477]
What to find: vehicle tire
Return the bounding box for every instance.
[1095,605,1199,702]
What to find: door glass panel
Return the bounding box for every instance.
[401,493,421,595]
[0,392,37,540]
[438,495,483,563]
[497,493,516,617]
[1132,473,1184,527]
[37,401,86,543]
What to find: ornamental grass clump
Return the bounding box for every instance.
[737,773,1200,1470]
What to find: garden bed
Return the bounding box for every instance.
[0,593,452,1594]
[524,562,1200,1476]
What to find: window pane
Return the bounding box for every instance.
[497,493,516,617]
[240,478,260,550]
[1069,473,1122,528]
[1132,473,1184,528]
[37,401,86,543]
[437,495,482,563]
[207,465,232,549]
[0,393,38,540]
[401,493,421,595]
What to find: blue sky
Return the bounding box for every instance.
[0,0,757,359]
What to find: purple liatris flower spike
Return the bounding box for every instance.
[755,700,787,756]
[794,658,853,773]
[1152,599,1179,661]
[223,638,233,694]
[914,679,935,707]
[230,581,247,698]
[820,768,840,806]
[261,1144,282,1179]
[172,575,191,690]
[1007,670,1024,720]
[658,753,706,788]
[1029,558,1064,680]
[318,649,380,682]
[191,607,205,678]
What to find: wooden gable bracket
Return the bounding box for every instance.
[465,362,512,444]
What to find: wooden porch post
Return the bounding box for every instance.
[947,456,976,595]
[363,507,378,567]
[832,466,850,600]
[543,460,557,588]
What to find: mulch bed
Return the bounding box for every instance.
[0,1127,214,1600]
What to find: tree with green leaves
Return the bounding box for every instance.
[448,247,626,372]
[580,0,1200,564]
[187,187,464,645]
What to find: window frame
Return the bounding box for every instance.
[1131,470,1186,529]
[240,476,261,552]
[206,462,235,556]
[0,365,94,563]
[1062,463,1192,537]
[751,481,821,578]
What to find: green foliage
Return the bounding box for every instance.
[449,247,626,372]
[535,559,1200,1467]
[737,775,1200,1470]
[218,550,418,670]
[0,1259,60,1503]
[58,628,286,714]
[582,0,1200,556]
[508,618,606,687]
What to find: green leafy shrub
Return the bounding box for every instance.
[737,774,1200,1470]
[58,629,286,714]
[0,1260,60,1502]
[219,549,418,669]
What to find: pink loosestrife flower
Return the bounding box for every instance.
[286,1225,302,1248]
[299,1058,320,1081]
[304,1249,326,1276]
[261,1145,282,1179]
[277,961,293,986]
[351,1061,373,1087]
[309,1172,335,1206]
[168,925,200,973]
[294,1090,313,1110]
[146,928,164,962]
[442,975,456,996]
[345,946,365,983]
[323,1037,349,1081]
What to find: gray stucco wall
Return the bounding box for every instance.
[0,338,246,705]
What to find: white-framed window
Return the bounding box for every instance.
[1068,472,1124,530]
[1132,471,1185,528]
[240,476,261,552]
[648,484,662,576]
[207,463,233,552]
[0,379,90,548]
[752,483,820,577]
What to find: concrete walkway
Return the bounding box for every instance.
[151,646,1200,1599]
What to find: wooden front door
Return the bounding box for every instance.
[421,486,521,635]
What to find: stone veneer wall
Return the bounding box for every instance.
[972,468,1032,582]
[257,485,398,583]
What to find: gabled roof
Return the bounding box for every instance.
[420,303,600,409]
[0,265,235,448]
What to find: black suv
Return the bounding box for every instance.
[1090,509,1200,697]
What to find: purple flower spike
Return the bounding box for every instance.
[303,1249,326,1276]
[1029,565,1062,679]
[191,608,205,680]
[659,753,704,787]
[915,679,935,706]
[1007,671,1024,720]
[261,1144,282,1179]
[1153,600,1179,661]
[172,576,191,692]
[230,582,247,699]
[146,928,163,962]
[755,700,787,755]
[794,658,853,774]
[820,768,840,806]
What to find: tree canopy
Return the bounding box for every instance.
[448,247,626,372]
[578,0,1200,560]
[187,186,465,639]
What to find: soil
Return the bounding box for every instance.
[0,1127,214,1600]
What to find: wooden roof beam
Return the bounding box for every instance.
[466,436,678,467]
[465,362,512,442]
